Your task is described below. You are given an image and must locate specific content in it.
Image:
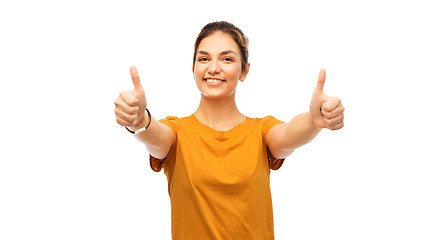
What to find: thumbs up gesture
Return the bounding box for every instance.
[114,66,148,131]
[309,69,345,130]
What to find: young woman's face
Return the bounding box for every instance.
[193,31,249,99]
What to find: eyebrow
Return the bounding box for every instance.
[197,50,238,56]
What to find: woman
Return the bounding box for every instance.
[114,21,344,239]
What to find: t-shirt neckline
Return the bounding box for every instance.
[190,114,249,136]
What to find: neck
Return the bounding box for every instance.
[194,93,246,131]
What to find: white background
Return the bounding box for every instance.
[1,0,426,239]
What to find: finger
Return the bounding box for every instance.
[329,122,344,131]
[322,96,341,112]
[130,65,142,90]
[314,68,326,93]
[119,91,139,107]
[115,106,138,126]
[115,97,139,115]
[324,115,344,128]
[321,105,345,119]
[116,115,136,127]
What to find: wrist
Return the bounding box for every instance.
[307,111,322,130]
[127,109,151,133]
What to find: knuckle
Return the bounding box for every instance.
[325,119,332,128]
[124,106,136,115]
[126,96,137,106]
[130,99,138,106]
[116,117,125,126]
[333,123,343,130]
[131,107,138,115]
[133,96,140,104]
[321,112,328,118]
[329,119,339,128]
[128,114,137,123]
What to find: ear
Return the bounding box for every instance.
[240,63,250,82]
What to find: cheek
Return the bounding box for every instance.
[223,65,242,78]
[193,64,205,79]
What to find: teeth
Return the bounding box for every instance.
[206,79,222,83]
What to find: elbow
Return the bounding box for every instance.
[146,145,170,160]
[283,149,295,158]
[270,147,295,159]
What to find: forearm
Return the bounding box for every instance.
[128,111,175,159]
[280,112,321,149]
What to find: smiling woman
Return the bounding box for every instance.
[114,21,345,239]
[193,31,248,99]
[192,21,249,73]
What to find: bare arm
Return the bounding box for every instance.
[114,66,175,159]
[130,112,175,159]
[267,112,320,159]
[266,69,345,159]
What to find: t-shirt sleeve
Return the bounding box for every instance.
[149,116,178,172]
[262,116,285,140]
[262,116,286,171]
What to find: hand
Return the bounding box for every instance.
[309,69,345,130]
[114,66,148,130]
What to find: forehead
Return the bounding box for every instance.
[197,31,240,55]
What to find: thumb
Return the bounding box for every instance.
[314,68,326,93]
[130,65,142,90]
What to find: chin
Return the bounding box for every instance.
[200,90,236,100]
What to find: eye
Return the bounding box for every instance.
[198,57,209,62]
[223,57,234,62]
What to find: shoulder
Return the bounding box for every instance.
[159,115,193,124]
[159,115,191,122]
[158,115,194,132]
[246,115,284,139]
[246,115,284,127]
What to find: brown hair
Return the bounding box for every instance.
[192,21,249,73]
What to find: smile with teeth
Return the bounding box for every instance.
[204,78,225,83]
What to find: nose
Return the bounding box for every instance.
[208,60,221,75]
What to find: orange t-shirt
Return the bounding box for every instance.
[149,114,285,240]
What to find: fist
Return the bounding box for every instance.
[114,66,147,130]
[310,69,345,130]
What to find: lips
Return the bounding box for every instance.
[204,78,225,86]
[204,78,225,82]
